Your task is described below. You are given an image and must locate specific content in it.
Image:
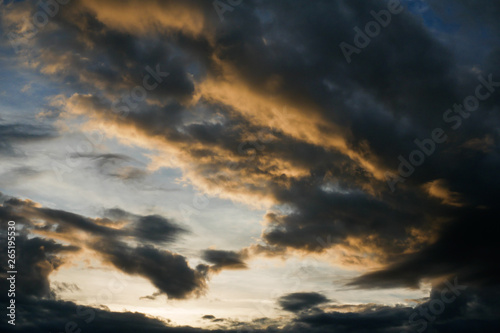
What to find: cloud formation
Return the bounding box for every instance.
[278,292,330,313]
[200,249,248,273]
[1,0,500,331]
[0,193,205,299]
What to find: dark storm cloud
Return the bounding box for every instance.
[201,249,248,272]
[2,0,500,331]
[221,0,500,293]
[0,194,204,299]
[428,0,500,33]
[3,0,499,281]
[217,0,460,148]
[348,207,500,289]
[293,284,500,333]
[8,0,497,291]
[278,292,330,313]
[2,283,498,333]
[295,305,411,333]
[0,297,206,333]
[0,296,282,333]
[103,208,187,243]
[0,229,245,331]
[0,195,44,227]
[262,182,430,255]
[92,239,206,299]
[0,232,80,298]
[0,194,185,245]
[34,206,118,237]
[130,215,186,243]
[7,231,500,333]
[24,0,211,103]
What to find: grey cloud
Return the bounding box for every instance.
[131,215,186,243]
[202,315,215,320]
[5,0,500,290]
[69,153,150,182]
[278,292,330,313]
[103,208,187,244]
[2,0,500,330]
[0,231,80,298]
[92,239,206,299]
[348,208,500,289]
[201,249,248,272]
[0,195,203,300]
[0,196,186,245]
[0,123,56,156]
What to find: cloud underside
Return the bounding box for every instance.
[1,284,499,332]
[3,0,496,269]
[0,195,205,300]
[1,0,500,331]
[278,292,331,312]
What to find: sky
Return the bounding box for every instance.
[0,0,500,332]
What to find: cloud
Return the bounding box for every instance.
[348,208,500,290]
[461,135,495,153]
[0,194,205,299]
[202,315,216,320]
[0,297,199,333]
[0,194,185,245]
[92,239,206,299]
[0,123,56,156]
[75,0,213,38]
[19,0,461,264]
[2,281,499,333]
[0,232,80,298]
[293,282,500,333]
[201,249,248,273]
[0,166,41,186]
[295,305,411,333]
[52,282,81,294]
[278,292,330,313]
[2,0,500,330]
[103,208,187,244]
[423,179,464,207]
[3,0,500,283]
[68,153,149,181]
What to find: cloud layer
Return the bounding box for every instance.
[1,0,500,331]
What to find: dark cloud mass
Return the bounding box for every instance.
[201,249,248,272]
[93,240,206,299]
[1,0,500,331]
[104,208,187,244]
[0,193,204,299]
[278,292,330,313]
[0,233,80,298]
